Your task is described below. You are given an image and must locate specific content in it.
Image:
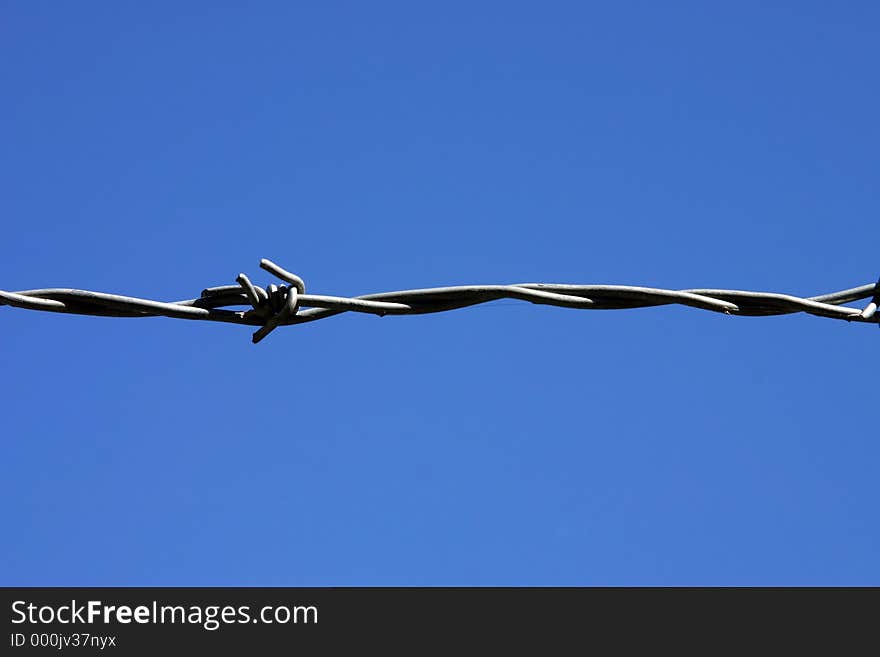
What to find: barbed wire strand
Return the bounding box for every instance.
[1,259,877,344]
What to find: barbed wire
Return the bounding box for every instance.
[2,259,878,344]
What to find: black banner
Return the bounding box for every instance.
[2,588,876,653]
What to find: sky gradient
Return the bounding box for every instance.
[2,1,878,585]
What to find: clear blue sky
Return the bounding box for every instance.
[2,2,877,586]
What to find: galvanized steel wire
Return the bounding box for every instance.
[2,259,878,343]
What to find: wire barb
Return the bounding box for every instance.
[859,275,880,320]
[2,260,878,344]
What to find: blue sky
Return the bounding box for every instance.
[2,2,878,585]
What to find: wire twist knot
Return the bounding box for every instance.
[237,259,307,343]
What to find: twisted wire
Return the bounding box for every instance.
[2,259,877,344]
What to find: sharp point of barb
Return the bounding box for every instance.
[260,258,306,295]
